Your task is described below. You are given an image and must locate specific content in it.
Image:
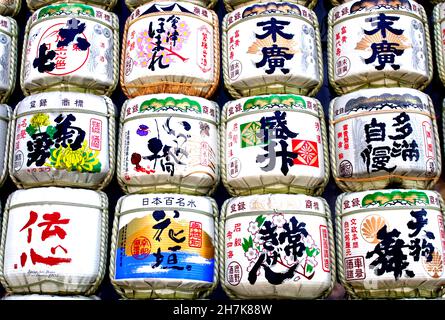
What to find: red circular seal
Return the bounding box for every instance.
[227,261,242,286]
[131,236,151,260]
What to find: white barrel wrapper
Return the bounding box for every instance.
[0,187,108,295]
[125,0,217,11]
[2,294,100,300]
[337,189,445,298]
[222,94,328,196]
[121,1,219,99]
[330,88,441,192]
[0,15,17,102]
[110,193,218,299]
[0,103,10,188]
[21,3,119,96]
[118,94,219,195]
[223,2,322,98]
[10,92,116,189]
[221,194,335,299]
[328,0,432,94]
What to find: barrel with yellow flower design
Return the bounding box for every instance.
[9,92,116,189]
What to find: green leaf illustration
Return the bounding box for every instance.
[46,125,56,139]
[306,264,313,274]
[25,124,36,136]
[256,215,266,228]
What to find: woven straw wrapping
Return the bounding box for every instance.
[335,191,445,299]
[327,5,433,95]
[222,9,323,99]
[222,0,318,12]
[434,3,445,88]
[125,0,217,11]
[219,195,337,299]
[26,0,117,11]
[116,98,220,196]
[0,104,10,188]
[329,92,442,192]
[220,96,329,196]
[0,189,109,295]
[120,9,220,99]
[7,95,117,190]
[109,195,220,299]
[0,16,17,103]
[20,10,120,96]
[0,0,20,16]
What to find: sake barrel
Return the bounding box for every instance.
[0,16,17,102]
[336,189,445,298]
[220,194,335,299]
[117,94,219,195]
[328,0,432,94]
[330,88,441,192]
[0,0,20,16]
[222,94,329,196]
[121,1,219,99]
[9,92,116,190]
[434,3,445,87]
[26,0,117,11]
[0,187,108,295]
[223,2,323,99]
[223,0,317,12]
[110,193,218,299]
[21,3,119,96]
[0,104,11,188]
[125,0,217,11]
[2,294,100,300]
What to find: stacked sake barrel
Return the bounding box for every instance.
[219,1,337,299]
[112,0,220,299]
[0,0,119,300]
[328,0,445,299]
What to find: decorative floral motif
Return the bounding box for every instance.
[46,140,101,173]
[272,213,286,228]
[244,247,259,261]
[30,113,50,128]
[248,221,259,235]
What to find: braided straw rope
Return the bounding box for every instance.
[220,97,329,196]
[434,4,445,87]
[116,98,220,196]
[438,193,445,297]
[0,104,11,188]
[315,99,330,196]
[0,192,12,293]
[426,94,441,189]
[20,9,119,96]
[109,195,219,299]
[98,96,117,190]
[121,7,220,99]
[8,105,23,189]
[26,0,118,11]
[223,9,323,98]
[0,189,108,295]
[0,0,20,16]
[0,17,17,104]
[328,3,433,95]
[116,100,128,193]
[208,103,221,196]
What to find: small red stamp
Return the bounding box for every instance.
[131,236,151,260]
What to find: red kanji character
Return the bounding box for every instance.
[20,210,38,243]
[37,212,70,241]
